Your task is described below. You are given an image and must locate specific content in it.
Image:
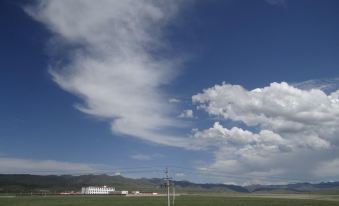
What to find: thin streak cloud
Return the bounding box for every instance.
[0,157,96,174]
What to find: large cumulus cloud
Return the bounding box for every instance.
[192,82,339,184]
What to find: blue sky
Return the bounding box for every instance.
[1,0,339,184]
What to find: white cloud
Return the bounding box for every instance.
[193,82,339,141]
[131,154,152,161]
[25,0,189,147]
[131,153,163,161]
[175,172,185,177]
[292,77,339,94]
[0,157,96,174]
[192,82,339,183]
[169,98,181,103]
[178,109,194,118]
[193,122,289,151]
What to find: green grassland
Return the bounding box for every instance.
[1,195,339,206]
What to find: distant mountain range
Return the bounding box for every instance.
[245,181,339,194]
[0,174,338,194]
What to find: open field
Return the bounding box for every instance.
[1,195,339,206]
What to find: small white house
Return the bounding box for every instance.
[81,186,115,195]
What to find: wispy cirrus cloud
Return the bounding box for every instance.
[130,154,153,161]
[292,77,339,94]
[130,153,163,161]
[0,157,97,174]
[25,0,189,147]
[169,98,181,103]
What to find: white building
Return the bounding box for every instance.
[110,190,129,195]
[81,186,115,195]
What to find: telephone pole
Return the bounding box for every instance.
[172,181,175,206]
[165,168,171,206]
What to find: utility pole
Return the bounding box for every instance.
[165,168,171,206]
[172,181,175,206]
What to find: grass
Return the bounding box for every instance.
[1,195,339,206]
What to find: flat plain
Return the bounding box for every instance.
[1,195,339,206]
